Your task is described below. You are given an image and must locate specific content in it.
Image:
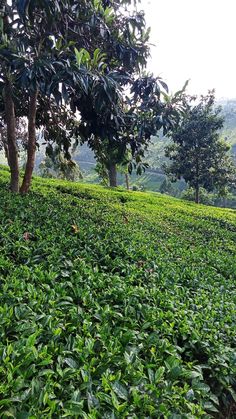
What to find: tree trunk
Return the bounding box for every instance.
[195,184,200,204]
[125,173,129,190]
[4,79,19,192]
[108,162,117,187]
[20,90,38,194]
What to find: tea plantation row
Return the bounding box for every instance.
[0,166,235,418]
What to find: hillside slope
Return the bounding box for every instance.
[0,166,235,418]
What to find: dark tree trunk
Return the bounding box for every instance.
[195,184,200,204]
[4,79,19,192]
[20,90,38,194]
[108,162,117,187]
[125,173,129,190]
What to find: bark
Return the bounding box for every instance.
[125,173,130,190]
[20,90,38,194]
[108,162,117,187]
[4,79,19,192]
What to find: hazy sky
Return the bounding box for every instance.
[141,0,236,98]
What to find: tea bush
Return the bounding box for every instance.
[0,167,235,418]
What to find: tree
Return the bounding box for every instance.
[1,0,149,192]
[39,153,82,181]
[13,0,96,193]
[95,150,131,189]
[159,177,174,195]
[80,74,186,187]
[0,0,186,192]
[165,91,236,203]
[211,140,236,201]
[0,1,20,191]
[70,4,152,188]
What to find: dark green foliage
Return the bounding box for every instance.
[0,0,153,193]
[159,177,175,195]
[181,187,215,206]
[38,153,82,182]
[165,91,236,203]
[182,187,236,209]
[0,167,236,417]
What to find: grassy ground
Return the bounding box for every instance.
[0,166,236,418]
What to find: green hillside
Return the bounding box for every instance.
[0,166,236,418]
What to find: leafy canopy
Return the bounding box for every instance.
[165,91,236,196]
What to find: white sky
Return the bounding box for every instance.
[141,0,236,98]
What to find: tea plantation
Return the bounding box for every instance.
[0,166,235,418]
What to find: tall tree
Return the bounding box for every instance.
[77,74,186,187]
[165,91,236,203]
[0,1,20,191]
[1,0,151,192]
[69,1,152,187]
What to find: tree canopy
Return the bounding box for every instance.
[165,91,236,203]
[0,0,155,192]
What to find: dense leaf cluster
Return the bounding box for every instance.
[0,0,156,191]
[165,92,236,202]
[0,166,235,417]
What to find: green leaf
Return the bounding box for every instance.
[64,358,78,369]
[111,381,128,400]
[155,366,165,382]
[203,401,219,413]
